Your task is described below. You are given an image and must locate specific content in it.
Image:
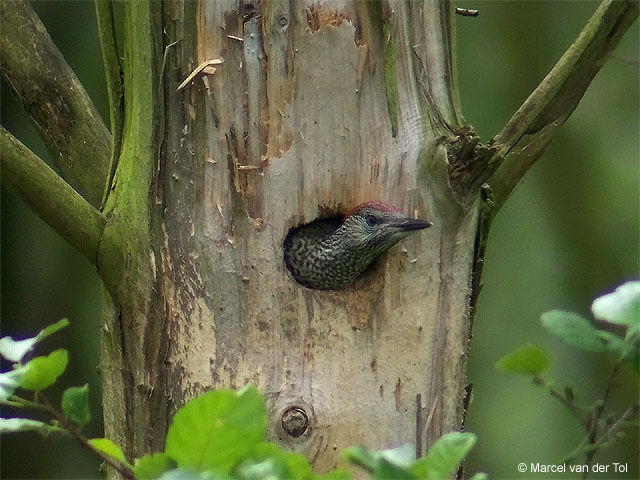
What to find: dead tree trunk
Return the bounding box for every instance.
[1,0,636,476]
[122,1,479,467]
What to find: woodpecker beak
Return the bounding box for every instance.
[394,217,433,232]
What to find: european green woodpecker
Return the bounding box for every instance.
[284,202,432,289]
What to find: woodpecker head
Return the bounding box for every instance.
[283,201,432,290]
[334,202,432,259]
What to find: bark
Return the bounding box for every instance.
[96,0,478,470]
[0,0,636,477]
[146,0,470,467]
[95,0,125,207]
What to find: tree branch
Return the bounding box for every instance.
[0,127,105,265]
[487,0,638,209]
[94,0,125,208]
[0,0,111,208]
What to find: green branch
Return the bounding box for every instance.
[96,0,163,461]
[0,0,111,208]
[487,0,638,209]
[0,127,105,265]
[95,0,125,208]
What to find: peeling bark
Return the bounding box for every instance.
[3,0,634,476]
[139,0,474,471]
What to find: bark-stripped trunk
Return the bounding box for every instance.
[100,0,478,470]
[4,0,633,477]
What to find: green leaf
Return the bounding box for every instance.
[35,318,70,341]
[411,432,477,479]
[342,445,377,472]
[541,310,608,352]
[496,344,550,375]
[468,473,488,480]
[372,463,410,479]
[317,469,351,479]
[0,366,28,401]
[0,337,37,363]
[375,444,415,479]
[236,442,313,479]
[591,281,640,338]
[88,437,129,465]
[588,330,640,376]
[236,458,283,479]
[0,417,63,435]
[61,384,91,427]
[20,349,68,391]
[596,331,629,357]
[0,318,69,363]
[379,444,414,467]
[343,444,414,479]
[623,343,640,375]
[156,470,224,480]
[165,385,267,473]
[598,331,640,374]
[134,453,177,479]
[373,460,411,480]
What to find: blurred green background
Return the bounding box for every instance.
[1,1,637,478]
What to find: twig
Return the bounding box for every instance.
[158,35,182,105]
[6,393,134,478]
[539,378,590,431]
[6,395,55,412]
[544,354,638,475]
[36,393,135,479]
[177,58,224,91]
[583,358,625,468]
[416,393,423,458]
[455,8,479,17]
[601,358,623,407]
[595,404,639,447]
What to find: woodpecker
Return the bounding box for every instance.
[283,202,432,290]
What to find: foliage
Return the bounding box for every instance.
[61,384,91,427]
[1,319,484,479]
[495,344,550,375]
[496,281,640,477]
[0,319,131,477]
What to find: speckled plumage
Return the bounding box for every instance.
[283,202,432,290]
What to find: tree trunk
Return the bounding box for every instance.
[2,0,635,477]
[100,0,478,470]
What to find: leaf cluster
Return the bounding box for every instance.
[496,281,640,475]
[1,319,484,479]
[0,318,76,419]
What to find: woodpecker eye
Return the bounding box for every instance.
[364,214,378,227]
